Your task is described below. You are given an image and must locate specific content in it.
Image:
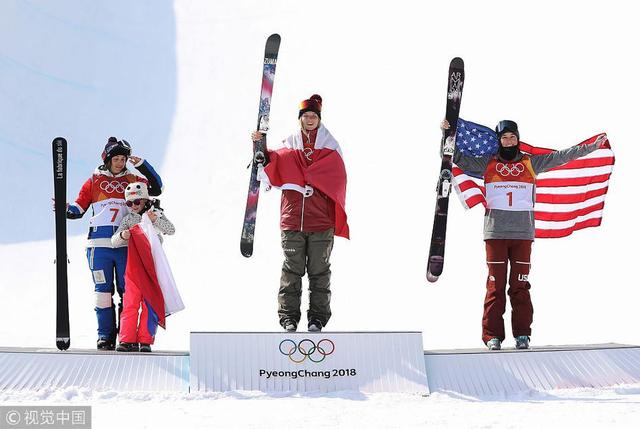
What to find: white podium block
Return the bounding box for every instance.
[424,343,640,397]
[190,332,429,394]
[0,347,189,392]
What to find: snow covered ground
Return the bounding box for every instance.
[1,0,639,427]
[1,387,640,429]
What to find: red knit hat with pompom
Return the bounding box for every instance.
[298,94,322,119]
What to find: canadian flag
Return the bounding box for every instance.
[258,124,349,238]
[125,214,184,328]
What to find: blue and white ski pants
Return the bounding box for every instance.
[86,247,128,341]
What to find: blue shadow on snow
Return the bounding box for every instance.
[0,0,176,243]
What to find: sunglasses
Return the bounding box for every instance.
[126,199,145,207]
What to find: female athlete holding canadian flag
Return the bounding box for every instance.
[65,138,163,350]
[251,94,349,333]
[442,119,606,351]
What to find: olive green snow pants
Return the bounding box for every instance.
[278,229,334,328]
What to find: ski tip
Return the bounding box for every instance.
[266,34,281,53]
[56,338,70,351]
[427,255,444,281]
[426,271,440,283]
[240,243,254,258]
[450,57,464,68]
[52,137,67,145]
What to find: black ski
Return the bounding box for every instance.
[52,137,70,350]
[241,33,281,257]
[427,58,465,282]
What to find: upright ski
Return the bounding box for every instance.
[52,137,70,350]
[241,33,281,257]
[427,58,465,282]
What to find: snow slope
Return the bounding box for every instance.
[0,0,176,243]
[1,387,639,429]
[1,1,639,427]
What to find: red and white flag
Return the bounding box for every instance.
[258,124,349,238]
[125,214,184,328]
[453,132,615,238]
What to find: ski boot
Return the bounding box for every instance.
[116,342,139,352]
[97,338,116,351]
[486,338,501,351]
[283,319,297,333]
[515,336,530,350]
[139,343,152,353]
[308,319,323,332]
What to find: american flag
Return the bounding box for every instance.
[452,118,615,238]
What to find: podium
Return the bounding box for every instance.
[190,331,429,394]
[0,347,189,392]
[2,341,639,396]
[424,343,640,397]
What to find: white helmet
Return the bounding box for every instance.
[124,182,149,202]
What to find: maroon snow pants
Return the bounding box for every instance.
[482,239,533,344]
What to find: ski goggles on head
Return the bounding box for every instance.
[104,139,132,159]
[495,120,519,137]
[126,199,145,207]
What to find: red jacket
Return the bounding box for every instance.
[281,188,336,232]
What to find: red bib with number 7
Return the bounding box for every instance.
[484,156,536,211]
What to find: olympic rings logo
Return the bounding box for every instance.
[99,180,127,194]
[279,338,335,364]
[303,147,314,162]
[496,162,525,177]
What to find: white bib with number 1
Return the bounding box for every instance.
[485,182,534,211]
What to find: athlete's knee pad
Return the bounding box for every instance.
[95,292,112,309]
